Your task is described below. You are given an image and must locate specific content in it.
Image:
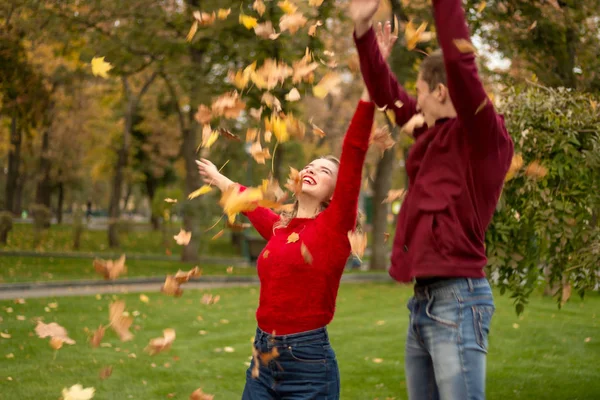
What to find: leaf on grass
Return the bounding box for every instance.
[524,161,548,179]
[370,125,396,155]
[62,384,95,400]
[453,38,477,54]
[312,72,342,99]
[194,105,212,125]
[190,388,215,400]
[383,189,405,203]
[285,167,302,196]
[348,231,367,261]
[0,332,10,339]
[108,301,134,342]
[146,328,176,355]
[173,229,192,246]
[308,20,323,37]
[188,185,213,199]
[285,88,301,102]
[91,57,113,78]
[201,294,220,305]
[99,366,112,380]
[90,325,105,348]
[279,12,307,34]
[217,8,231,20]
[93,254,127,280]
[140,294,150,303]
[300,242,313,264]
[253,0,266,16]
[287,232,300,243]
[405,21,435,50]
[50,337,64,350]
[240,13,258,29]
[35,321,76,345]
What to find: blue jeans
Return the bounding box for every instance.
[242,327,340,399]
[405,278,495,400]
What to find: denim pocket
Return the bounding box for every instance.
[472,305,494,352]
[426,294,459,328]
[287,342,327,363]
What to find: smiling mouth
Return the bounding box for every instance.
[302,176,316,186]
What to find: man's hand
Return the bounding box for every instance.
[375,21,398,60]
[349,0,380,38]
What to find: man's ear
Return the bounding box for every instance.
[436,83,449,103]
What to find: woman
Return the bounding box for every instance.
[197,89,374,399]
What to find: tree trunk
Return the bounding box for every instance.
[370,146,395,270]
[5,115,21,214]
[35,103,54,208]
[181,126,201,262]
[13,172,24,216]
[145,178,160,230]
[56,181,64,224]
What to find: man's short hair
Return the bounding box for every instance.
[419,50,447,91]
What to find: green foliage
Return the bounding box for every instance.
[487,86,600,312]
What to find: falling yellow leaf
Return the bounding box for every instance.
[253,0,266,16]
[240,14,258,29]
[476,1,487,13]
[278,0,298,14]
[249,141,272,164]
[505,153,524,182]
[309,0,324,6]
[186,20,198,42]
[200,125,219,149]
[475,98,488,115]
[348,231,367,261]
[217,8,231,20]
[527,21,538,32]
[285,88,301,102]
[300,242,313,264]
[188,185,213,199]
[590,99,598,112]
[405,21,435,51]
[211,229,225,240]
[287,232,300,243]
[91,57,113,78]
[62,384,95,400]
[246,128,259,142]
[264,114,289,143]
[279,12,307,34]
[453,38,477,54]
[312,72,342,99]
[211,91,246,119]
[226,266,234,274]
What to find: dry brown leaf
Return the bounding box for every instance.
[108,301,134,342]
[186,20,198,42]
[348,231,367,261]
[453,38,477,54]
[249,141,272,165]
[261,92,282,112]
[308,20,323,37]
[226,266,234,274]
[285,88,301,102]
[99,366,113,380]
[383,189,405,203]
[190,388,215,400]
[217,8,231,20]
[173,229,192,246]
[246,128,259,143]
[146,328,176,355]
[292,56,319,84]
[309,0,324,6]
[93,254,127,280]
[201,294,221,305]
[49,337,64,350]
[311,123,326,138]
[383,232,390,243]
[251,59,292,90]
[227,221,252,232]
[249,107,263,121]
[211,91,246,119]
[254,21,281,40]
[193,11,216,26]
[279,12,307,34]
[189,184,213,199]
[285,114,306,140]
[90,325,105,348]
[405,20,435,50]
[253,0,266,16]
[312,72,342,99]
[287,232,300,243]
[528,21,538,31]
[195,105,212,125]
[261,179,287,204]
[370,125,396,155]
[211,229,225,240]
[258,346,280,365]
[301,242,313,264]
[524,161,548,179]
[35,321,76,345]
[561,284,572,306]
[285,167,302,196]
[161,276,183,297]
[219,128,241,142]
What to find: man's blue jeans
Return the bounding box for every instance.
[405,278,495,400]
[242,327,340,399]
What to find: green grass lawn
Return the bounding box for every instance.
[0,256,257,284]
[0,283,598,399]
[2,223,238,256]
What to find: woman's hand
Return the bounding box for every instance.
[196,158,234,192]
[375,21,398,61]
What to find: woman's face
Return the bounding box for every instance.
[299,158,339,203]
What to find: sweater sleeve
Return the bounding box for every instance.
[321,101,375,233]
[432,0,511,153]
[238,186,280,241]
[354,27,418,128]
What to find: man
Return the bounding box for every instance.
[350,0,514,399]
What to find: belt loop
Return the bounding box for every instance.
[425,287,430,300]
[467,278,474,292]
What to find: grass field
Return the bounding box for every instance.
[0,283,598,399]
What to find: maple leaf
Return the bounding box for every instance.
[108,301,134,342]
[453,38,477,54]
[35,321,76,345]
[253,0,266,16]
[312,72,342,99]
[228,62,256,90]
[193,11,216,26]
[93,254,127,280]
[246,128,259,142]
[90,325,105,348]
[146,328,176,355]
[287,232,300,243]
[217,8,231,20]
[249,141,272,165]
[383,189,405,203]
[285,114,306,140]
[161,276,183,297]
[404,21,435,51]
[261,93,282,112]
[308,20,323,37]
[194,105,212,125]
[279,12,307,34]
[249,108,263,121]
[174,266,202,283]
[211,91,246,119]
[91,57,113,78]
[264,114,289,143]
[190,388,215,400]
[240,13,258,29]
[254,21,281,40]
[525,161,548,179]
[173,229,192,246]
[99,366,112,380]
[62,384,95,400]
[301,242,313,264]
[188,184,213,199]
[348,231,367,261]
[200,125,219,149]
[285,88,301,102]
[285,167,302,196]
[370,125,396,155]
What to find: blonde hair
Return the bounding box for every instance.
[273,156,361,232]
